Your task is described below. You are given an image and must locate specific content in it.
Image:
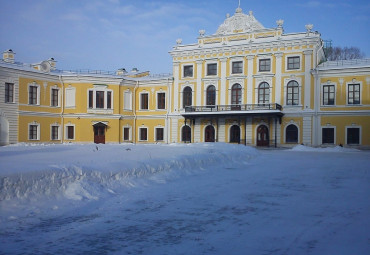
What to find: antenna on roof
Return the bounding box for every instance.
[238,0,241,8]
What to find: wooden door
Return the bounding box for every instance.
[257,125,269,146]
[205,125,215,142]
[94,126,105,144]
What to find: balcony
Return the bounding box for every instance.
[182,103,283,118]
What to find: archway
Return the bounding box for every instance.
[257,125,269,146]
[205,125,215,142]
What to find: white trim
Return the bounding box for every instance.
[87,87,114,110]
[28,121,40,141]
[154,126,165,142]
[284,77,303,107]
[205,61,218,76]
[123,89,133,111]
[230,58,244,75]
[180,84,194,109]
[50,85,61,107]
[139,91,149,111]
[50,123,61,141]
[320,125,336,145]
[345,125,361,145]
[122,125,132,142]
[65,86,76,108]
[28,82,40,105]
[182,64,194,78]
[65,124,75,140]
[257,56,272,73]
[138,126,148,141]
[229,81,245,105]
[255,81,272,104]
[320,82,337,106]
[284,122,300,144]
[345,81,362,106]
[156,91,166,110]
[285,54,302,72]
[204,84,217,106]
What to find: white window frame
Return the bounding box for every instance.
[230,57,244,75]
[155,126,165,142]
[285,54,302,72]
[321,82,337,106]
[284,78,302,107]
[65,124,75,140]
[139,91,149,110]
[123,90,132,111]
[204,84,217,106]
[50,124,61,141]
[257,55,272,73]
[321,125,336,145]
[87,87,114,110]
[28,82,40,105]
[206,61,218,76]
[50,85,61,107]
[345,125,361,145]
[255,81,272,105]
[284,122,300,144]
[346,82,362,106]
[65,86,76,108]
[183,64,194,78]
[181,84,194,109]
[28,122,40,141]
[228,81,245,105]
[156,91,166,110]
[5,82,15,103]
[122,126,132,142]
[138,127,148,141]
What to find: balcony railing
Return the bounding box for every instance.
[184,103,282,113]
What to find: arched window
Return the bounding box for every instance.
[258,82,270,104]
[206,85,216,106]
[231,84,242,110]
[230,125,240,143]
[182,125,191,142]
[286,124,298,143]
[183,86,192,108]
[287,81,299,105]
[205,125,215,142]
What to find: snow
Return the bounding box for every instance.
[0,143,369,254]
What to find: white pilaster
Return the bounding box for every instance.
[274,52,283,104]
[246,117,252,145]
[220,57,228,105]
[196,60,203,106]
[218,118,226,142]
[194,119,201,142]
[171,117,178,143]
[246,55,254,104]
[303,116,312,145]
[173,62,180,112]
[303,50,313,109]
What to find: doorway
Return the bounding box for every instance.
[205,125,215,142]
[93,123,106,144]
[257,125,269,146]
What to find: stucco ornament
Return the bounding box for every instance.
[216,7,264,35]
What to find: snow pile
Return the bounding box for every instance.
[291,144,359,152]
[0,143,258,202]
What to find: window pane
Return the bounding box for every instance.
[259,59,270,72]
[157,93,165,109]
[287,56,300,70]
[184,65,193,77]
[322,128,334,144]
[96,91,104,108]
[140,128,147,140]
[232,61,243,74]
[207,63,217,75]
[286,125,298,143]
[156,128,164,141]
[107,91,112,109]
[5,83,14,103]
[29,86,37,104]
[141,93,148,109]
[67,126,74,139]
[183,87,192,108]
[347,128,359,144]
[124,128,130,141]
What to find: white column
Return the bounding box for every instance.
[220,57,227,105]
[218,118,226,142]
[303,116,312,145]
[171,117,178,143]
[196,60,203,106]
[274,52,283,104]
[246,117,252,145]
[194,119,201,142]
[246,55,254,104]
[173,62,180,112]
[303,50,313,110]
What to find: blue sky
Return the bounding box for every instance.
[0,0,369,74]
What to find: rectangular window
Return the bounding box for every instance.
[124,91,132,110]
[348,84,360,105]
[51,126,59,140]
[67,126,74,140]
[322,128,334,144]
[259,59,271,72]
[29,125,38,140]
[141,93,148,110]
[51,88,59,107]
[88,91,93,108]
[232,61,243,74]
[156,128,164,141]
[139,128,147,141]
[323,85,335,105]
[29,85,38,105]
[123,127,130,141]
[183,65,193,77]
[107,91,112,109]
[287,56,300,70]
[207,63,217,76]
[347,128,360,145]
[96,91,104,108]
[5,83,14,103]
[157,92,166,109]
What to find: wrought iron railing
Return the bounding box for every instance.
[184,103,282,113]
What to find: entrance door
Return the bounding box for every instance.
[257,125,269,146]
[230,125,240,143]
[205,125,215,142]
[94,125,105,144]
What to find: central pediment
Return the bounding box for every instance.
[216,7,264,35]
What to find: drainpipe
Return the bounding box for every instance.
[133,80,139,144]
[58,75,64,144]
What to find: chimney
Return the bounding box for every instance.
[3,49,15,63]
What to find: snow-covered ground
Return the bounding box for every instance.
[0,143,369,254]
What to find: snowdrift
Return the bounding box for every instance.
[0,143,258,202]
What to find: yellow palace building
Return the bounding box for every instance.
[1,6,369,148]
